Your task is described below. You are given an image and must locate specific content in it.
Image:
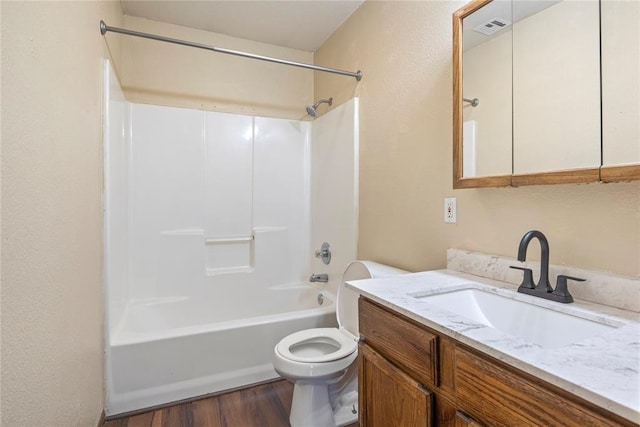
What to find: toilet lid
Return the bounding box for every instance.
[276,328,357,363]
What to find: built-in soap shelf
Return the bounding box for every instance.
[205,234,253,276]
[204,227,291,277]
[206,265,254,276]
[205,235,254,244]
[158,228,293,278]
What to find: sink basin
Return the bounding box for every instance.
[415,288,619,348]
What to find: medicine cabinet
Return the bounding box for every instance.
[453,0,640,188]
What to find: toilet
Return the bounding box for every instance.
[273,261,407,427]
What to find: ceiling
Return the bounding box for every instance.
[120,1,365,52]
[463,0,560,50]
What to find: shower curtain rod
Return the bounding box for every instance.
[100,21,363,81]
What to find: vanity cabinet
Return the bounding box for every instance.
[357,297,635,427]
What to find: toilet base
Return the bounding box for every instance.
[290,382,334,427]
[289,380,358,427]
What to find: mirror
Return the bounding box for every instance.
[601,0,640,167]
[461,0,512,178]
[512,0,600,174]
[453,0,640,188]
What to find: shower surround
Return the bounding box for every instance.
[103,61,359,415]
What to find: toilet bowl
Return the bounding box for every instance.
[273,261,407,427]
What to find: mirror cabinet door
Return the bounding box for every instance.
[461,0,512,178]
[601,0,640,167]
[512,0,601,175]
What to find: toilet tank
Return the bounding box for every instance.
[337,261,408,339]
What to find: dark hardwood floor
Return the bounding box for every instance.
[103,380,358,427]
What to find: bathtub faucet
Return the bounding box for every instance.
[310,273,329,283]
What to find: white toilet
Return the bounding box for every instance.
[273,261,407,427]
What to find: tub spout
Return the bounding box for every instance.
[310,273,329,283]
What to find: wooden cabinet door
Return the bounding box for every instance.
[359,343,433,427]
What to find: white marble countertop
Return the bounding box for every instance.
[347,269,640,424]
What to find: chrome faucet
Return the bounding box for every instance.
[510,230,584,303]
[310,273,329,283]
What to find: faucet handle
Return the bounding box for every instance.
[510,266,535,290]
[314,242,331,265]
[552,275,585,303]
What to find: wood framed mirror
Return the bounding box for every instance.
[453,0,640,189]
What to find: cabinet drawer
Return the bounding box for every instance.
[455,347,629,427]
[359,298,439,387]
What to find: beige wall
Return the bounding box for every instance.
[116,15,314,119]
[1,1,123,426]
[315,1,640,278]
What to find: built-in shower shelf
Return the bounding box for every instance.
[205,236,254,244]
[206,266,255,276]
[205,234,254,274]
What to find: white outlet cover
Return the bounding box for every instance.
[445,197,457,223]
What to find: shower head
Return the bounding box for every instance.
[305,105,318,118]
[305,98,333,118]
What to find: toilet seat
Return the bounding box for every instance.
[276,327,357,363]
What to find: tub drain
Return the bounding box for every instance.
[317,293,324,305]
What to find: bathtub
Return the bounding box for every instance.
[105,285,336,415]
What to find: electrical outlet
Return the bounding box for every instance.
[444,197,457,223]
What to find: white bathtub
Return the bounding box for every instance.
[105,285,336,415]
